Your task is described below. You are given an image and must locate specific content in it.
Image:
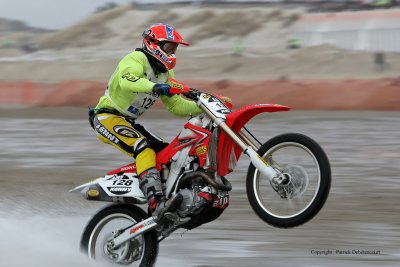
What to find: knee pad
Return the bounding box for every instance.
[133,138,152,158]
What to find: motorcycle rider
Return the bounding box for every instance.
[91,23,202,219]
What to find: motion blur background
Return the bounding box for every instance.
[1,0,400,108]
[0,1,399,267]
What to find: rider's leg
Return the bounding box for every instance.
[133,138,164,213]
[92,113,173,218]
[133,138,183,218]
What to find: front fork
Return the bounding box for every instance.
[216,119,282,181]
[197,101,282,180]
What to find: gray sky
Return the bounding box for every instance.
[0,1,280,30]
[0,0,134,30]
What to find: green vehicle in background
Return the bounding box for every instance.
[372,0,392,8]
[287,38,302,49]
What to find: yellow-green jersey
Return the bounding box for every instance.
[96,50,201,119]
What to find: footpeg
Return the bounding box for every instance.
[163,212,191,224]
[165,193,183,213]
[164,212,176,221]
[156,193,183,221]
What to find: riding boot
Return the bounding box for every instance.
[139,168,183,220]
[139,168,163,215]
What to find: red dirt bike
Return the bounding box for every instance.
[71,86,331,267]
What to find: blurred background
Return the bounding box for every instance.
[1,0,400,108]
[0,1,399,267]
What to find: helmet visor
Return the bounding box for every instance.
[162,42,179,55]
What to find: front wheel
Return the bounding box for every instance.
[246,133,331,228]
[80,204,158,267]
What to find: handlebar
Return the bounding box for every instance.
[181,88,233,109]
[181,88,201,101]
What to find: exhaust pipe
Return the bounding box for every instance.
[179,171,232,191]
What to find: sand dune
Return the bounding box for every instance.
[1,5,400,110]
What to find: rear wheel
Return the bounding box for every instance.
[246,133,331,228]
[80,204,158,267]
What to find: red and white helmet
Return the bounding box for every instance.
[142,23,190,70]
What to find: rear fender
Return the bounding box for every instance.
[70,173,146,204]
[107,163,137,175]
[217,104,291,176]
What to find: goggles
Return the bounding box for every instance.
[161,42,179,55]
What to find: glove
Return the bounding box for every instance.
[153,83,171,96]
[168,78,189,93]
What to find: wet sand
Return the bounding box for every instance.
[0,108,399,267]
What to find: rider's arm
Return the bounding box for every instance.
[161,94,202,117]
[160,70,202,117]
[117,52,155,93]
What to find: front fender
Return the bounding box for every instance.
[217,104,291,176]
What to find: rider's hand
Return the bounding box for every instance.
[153,84,171,96]
[168,78,188,92]
[153,79,190,96]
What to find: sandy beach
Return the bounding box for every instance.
[0,108,399,266]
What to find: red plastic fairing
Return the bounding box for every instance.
[107,163,137,175]
[156,122,211,169]
[188,125,211,167]
[217,104,291,176]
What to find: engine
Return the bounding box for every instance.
[176,187,209,217]
[175,178,230,230]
